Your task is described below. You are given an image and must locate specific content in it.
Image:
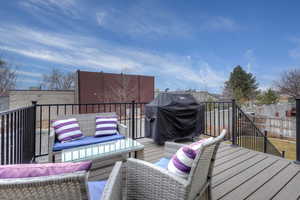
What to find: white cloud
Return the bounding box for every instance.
[288,36,300,59]
[289,48,300,59]
[17,78,41,89]
[244,49,255,61]
[95,7,240,39]
[0,25,227,91]
[95,7,192,38]
[0,26,78,50]
[96,12,106,26]
[202,16,239,32]
[20,0,80,18]
[243,49,256,72]
[16,70,43,78]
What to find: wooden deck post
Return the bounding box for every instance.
[295,98,300,164]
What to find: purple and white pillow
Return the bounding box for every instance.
[95,116,118,137]
[0,161,92,179]
[167,146,197,178]
[167,137,214,178]
[52,118,83,143]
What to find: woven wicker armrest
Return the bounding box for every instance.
[125,158,188,200]
[117,122,128,136]
[164,142,185,158]
[101,161,123,200]
[0,171,89,200]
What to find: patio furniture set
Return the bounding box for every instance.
[0,111,226,200]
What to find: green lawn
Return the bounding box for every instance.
[222,136,296,160]
[269,138,296,160]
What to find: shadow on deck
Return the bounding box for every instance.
[137,138,300,200]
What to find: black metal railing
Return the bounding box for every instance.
[235,105,282,157]
[0,99,284,164]
[202,101,233,141]
[0,106,36,164]
[202,100,282,157]
[34,101,147,157]
[34,100,282,158]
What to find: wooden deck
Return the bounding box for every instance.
[137,138,300,200]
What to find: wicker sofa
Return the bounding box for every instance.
[0,161,123,200]
[49,112,128,162]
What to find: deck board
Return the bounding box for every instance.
[213,151,257,175]
[219,160,289,200]
[272,170,300,200]
[214,148,249,166]
[212,157,277,200]
[136,138,300,200]
[246,164,299,200]
[215,146,242,158]
[212,154,267,186]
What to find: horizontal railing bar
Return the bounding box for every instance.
[36,102,149,106]
[0,106,35,116]
[201,101,232,104]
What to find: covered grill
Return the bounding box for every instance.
[145,93,205,144]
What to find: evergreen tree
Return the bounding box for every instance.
[256,88,279,105]
[223,65,258,103]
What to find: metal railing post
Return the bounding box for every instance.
[282,151,285,158]
[232,99,237,145]
[264,130,267,153]
[295,98,300,164]
[131,100,135,140]
[31,101,37,163]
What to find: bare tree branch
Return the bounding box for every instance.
[275,69,300,98]
[106,73,138,102]
[0,59,16,96]
[41,69,75,90]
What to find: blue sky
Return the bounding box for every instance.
[1,0,300,93]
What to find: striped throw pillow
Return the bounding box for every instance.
[167,146,197,178]
[95,116,118,137]
[52,118,83,143]
[167,138,214,178]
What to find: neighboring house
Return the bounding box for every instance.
[242,103,297,139]
[8,90,76,131]
[243,103,295,118]
[278,94,293,103]
[0,96,9,111]
[9,90,75,109]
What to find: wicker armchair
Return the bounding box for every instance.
[122,129,227,200]
[49,112,128,162]
[0,161,123,200]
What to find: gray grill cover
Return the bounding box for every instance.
[145,93,204,144]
